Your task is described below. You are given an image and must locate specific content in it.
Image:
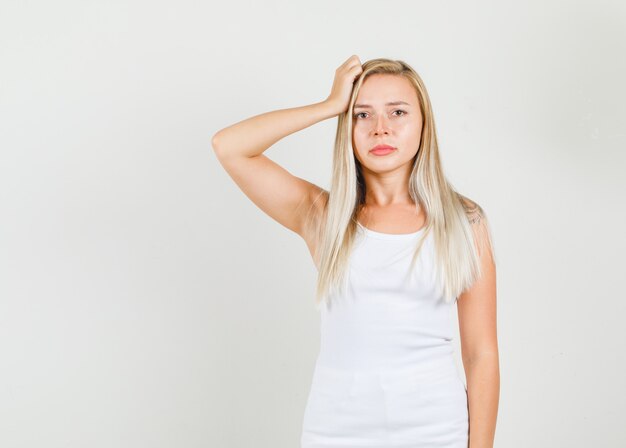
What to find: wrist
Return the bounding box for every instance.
[320,98,343,117]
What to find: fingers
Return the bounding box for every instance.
[348,62,363,73]
[338,55,361,72]
[346,61,363,81]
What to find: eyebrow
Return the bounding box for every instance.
[353,101,411,109]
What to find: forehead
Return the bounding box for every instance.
[355,74,417,107]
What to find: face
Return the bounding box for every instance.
[352,74,423,173]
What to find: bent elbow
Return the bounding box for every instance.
[211,132,222,153]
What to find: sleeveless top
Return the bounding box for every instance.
[314,221,456,373]
[301,222,469,447]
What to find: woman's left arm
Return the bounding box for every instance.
[457,210,500,448]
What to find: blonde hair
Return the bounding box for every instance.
[305,58,496,308]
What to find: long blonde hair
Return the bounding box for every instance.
[306,58,496,308]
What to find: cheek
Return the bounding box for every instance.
[352,127,367,146]
[396,121,415,133]
[397,123,422,143]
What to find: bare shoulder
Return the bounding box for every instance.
[458,194,485,225]
[457,194,497,264]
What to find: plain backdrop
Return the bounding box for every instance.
[1,0,625,447]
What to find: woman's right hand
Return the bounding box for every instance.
[324,55,363,116]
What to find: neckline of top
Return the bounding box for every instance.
[356,221,426,240]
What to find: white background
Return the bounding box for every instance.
[1,0,625,446]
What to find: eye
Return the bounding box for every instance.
[353,110,407,119]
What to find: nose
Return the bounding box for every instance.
[373,114,390,135]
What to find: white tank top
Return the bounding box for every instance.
[315,221,456,373]
[302,222,469,447]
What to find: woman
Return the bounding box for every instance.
[212,55,499,448]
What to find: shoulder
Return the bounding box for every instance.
[456,193,493,257]
[457,194,485,225]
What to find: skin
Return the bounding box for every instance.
[457,222,500,448]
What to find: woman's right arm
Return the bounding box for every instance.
[212,100,339,159]
[211,101,339,237]
[211,55,363,238]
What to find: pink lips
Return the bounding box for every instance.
[370,144,396,156]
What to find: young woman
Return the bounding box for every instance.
[212,55,499,448]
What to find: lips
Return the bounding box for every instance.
[371,144,395,151]
[370,144,396,156]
